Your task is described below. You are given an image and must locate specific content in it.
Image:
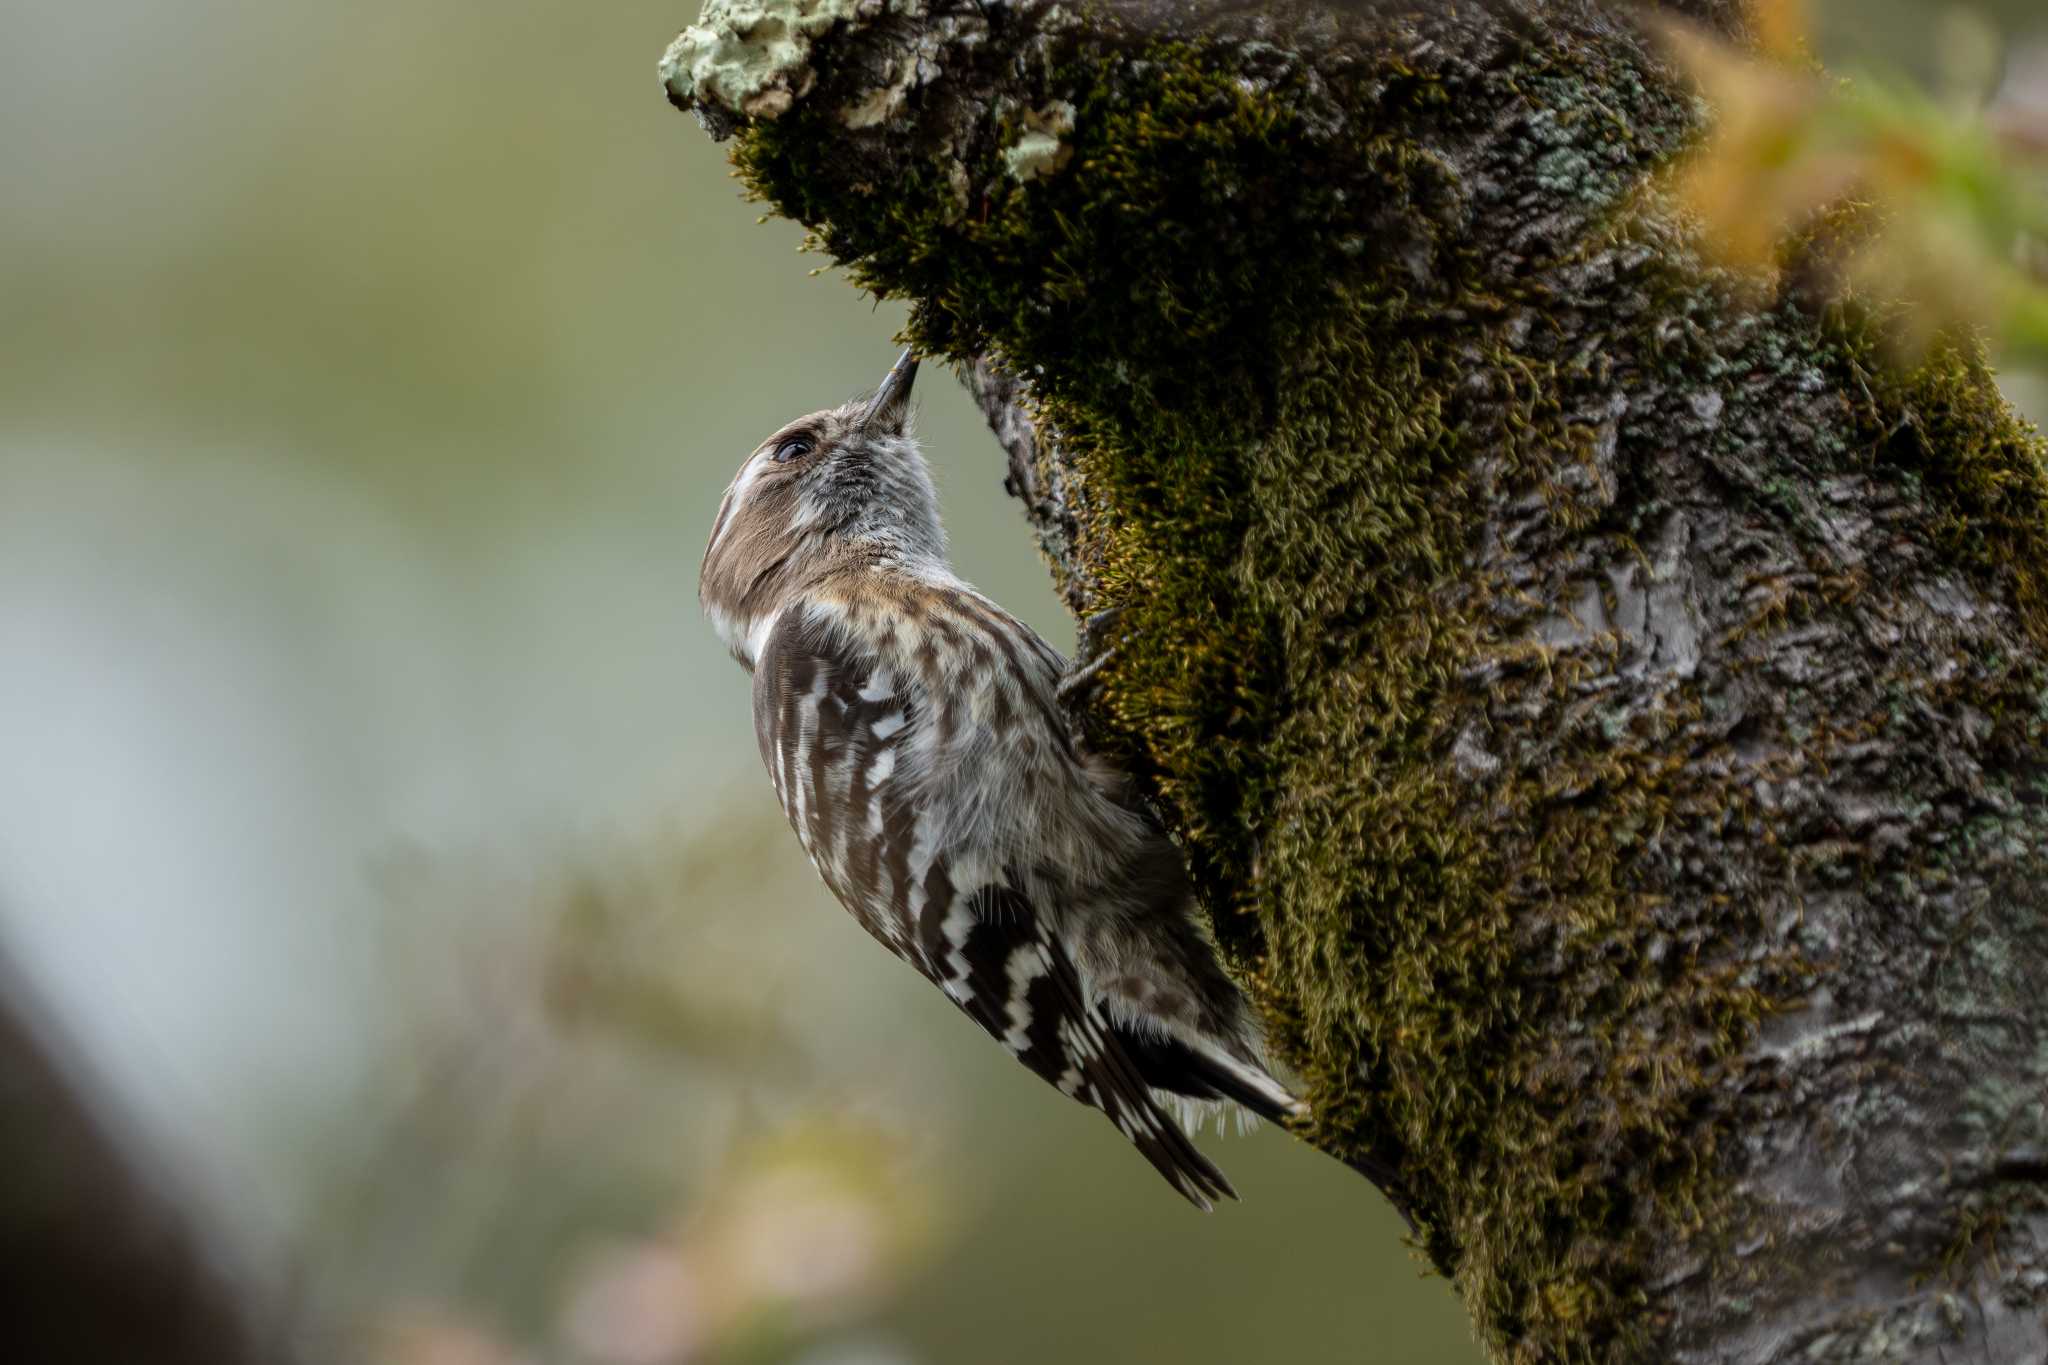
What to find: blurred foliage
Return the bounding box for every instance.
[309,817,953,1365]
[296,804,1468,1365]
[1671,0,2048,359]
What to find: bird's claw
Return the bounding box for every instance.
[1057,606,1127,708]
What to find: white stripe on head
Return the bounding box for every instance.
[705,452,772,561]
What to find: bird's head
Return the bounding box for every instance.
[699,350,943,665]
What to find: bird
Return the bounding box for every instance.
[698,349,1306,1209]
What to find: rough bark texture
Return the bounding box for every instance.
[663,2,2048,1359]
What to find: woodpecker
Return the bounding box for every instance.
[699,350,1305,1209]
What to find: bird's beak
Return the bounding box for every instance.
[858,348,919,435]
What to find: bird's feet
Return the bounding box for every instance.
[1057,606,1127,708]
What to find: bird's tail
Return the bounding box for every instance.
[1110,1022,1305,1125]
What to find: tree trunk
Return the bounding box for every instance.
[661,2,2048,1359]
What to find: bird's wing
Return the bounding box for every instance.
[754,605,1233,1210]
[751,604,925,958]
[915,879,1237,1211]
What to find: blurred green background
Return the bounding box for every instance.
[0,3,2041,1363]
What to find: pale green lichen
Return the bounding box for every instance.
[1002,100,1078,183]
[664,0,986,133]
[837,62,908,129]
[660,0,868,121]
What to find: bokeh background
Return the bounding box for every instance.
[1,3,2042,1363]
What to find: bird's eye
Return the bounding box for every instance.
[771,436,814,464]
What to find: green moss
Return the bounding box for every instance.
[727,18,2048,1364]
[1782,200,2048,645]
[1861,339,2048,646]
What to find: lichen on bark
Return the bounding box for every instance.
[664,2,2048,1360]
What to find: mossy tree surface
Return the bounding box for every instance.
[663,2,2048,1360]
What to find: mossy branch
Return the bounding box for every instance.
[663,2,2048,1360]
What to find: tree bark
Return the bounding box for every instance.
[662,2,2048,1359]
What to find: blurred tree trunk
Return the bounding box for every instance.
[662,1,2048,1359]
[0,951,288,1365]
